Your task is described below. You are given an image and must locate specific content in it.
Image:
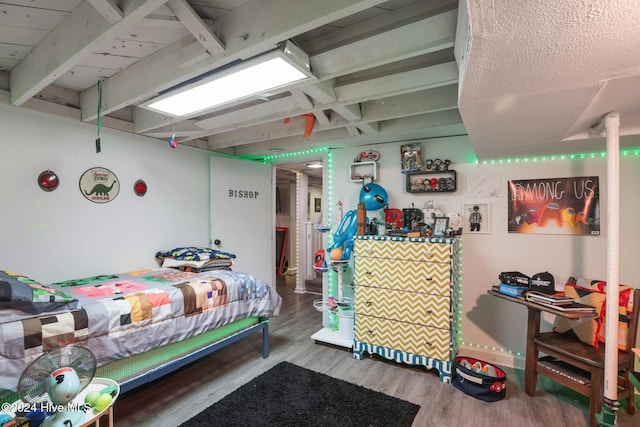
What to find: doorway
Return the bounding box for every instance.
[274,160,324,294]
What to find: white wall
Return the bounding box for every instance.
[332,137,640,367]
[0,105,211,283]
[3,103,639,367]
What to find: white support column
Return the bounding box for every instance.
[603,111,621,406]
[295,172,309,294]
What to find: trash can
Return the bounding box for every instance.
[338,307,354,341]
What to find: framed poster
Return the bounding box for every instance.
[314,197,321,212]
[462,203,490,234]
[507,176,599,236]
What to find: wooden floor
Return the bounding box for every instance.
[113,275,638,426]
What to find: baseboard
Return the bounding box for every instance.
[457,344,525,370]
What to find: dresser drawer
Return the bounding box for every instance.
[355,238,451,263]
[354,256,451,295]
[355,314,451,361]
[355,286,450,329]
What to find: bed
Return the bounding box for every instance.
[0,251,282,403]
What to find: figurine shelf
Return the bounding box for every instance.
[405,170,456,193]
[350,161,377,182]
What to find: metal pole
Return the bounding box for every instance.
[597,111,620,427]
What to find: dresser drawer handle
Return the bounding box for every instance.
[365,271,372,275]
[366,329,374,335]
[365,301,373,307]
[348,281,356,288]
[424,309,433,315]
[424,341,432,347]
[424,277,433,282]
[425,250,432,257]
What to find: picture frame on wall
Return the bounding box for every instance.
[314,197,321,212]
[462,203,491,234]
[432,217,449,237]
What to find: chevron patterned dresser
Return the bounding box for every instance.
[352,235,461,383]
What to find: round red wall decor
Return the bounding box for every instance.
[38,170,60,191]
[134,179,147,196]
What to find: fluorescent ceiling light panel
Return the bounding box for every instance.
[145,41,313,117]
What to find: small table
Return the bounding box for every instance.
[76,377,119,427]
[8,378,119,427]
[488,288,597,395]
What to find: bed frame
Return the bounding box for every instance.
[0,317,270,404]
[97,316,270,393]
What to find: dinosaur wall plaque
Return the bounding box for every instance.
[79,167,120,203]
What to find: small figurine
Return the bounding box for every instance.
[424,159,434,170]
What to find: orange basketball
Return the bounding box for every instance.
[329,248,343,260]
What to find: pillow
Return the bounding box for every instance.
[553,282,606,347]
[0,270,78,314]
[589,280,634,351]
[554,278,635,351]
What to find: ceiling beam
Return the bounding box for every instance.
[333,61,458,103]
[232,110,466,156]
[346,125,361,138]
[132,12,456,134]
[290,89,314,110]
[193,97,301,136]
[301,79,337,104]
[313,110,331,126]
[302,0,457,54]
[81,0,388,122]
[310,10,457,78]
[175,60,458,143]
[166,0,224,54]
[201,85,458,149]
[335,85,459,126]
[9,0,168,106]
[0,88,135,133]
[356,121,379,135]
[333,104,361,121]
[141,14,184,28]
[87,0,123,24]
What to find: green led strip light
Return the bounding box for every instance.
[461,341,522,358]
[456,240,463,346]
[260,146,329,162]
[482,148,640,164]
[326,150,335,298]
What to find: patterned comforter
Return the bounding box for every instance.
[0,268,281,394]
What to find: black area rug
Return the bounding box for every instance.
[180,361,420,427]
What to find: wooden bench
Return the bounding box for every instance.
[530,288,640,427]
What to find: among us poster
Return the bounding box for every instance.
[507,176,600,236]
